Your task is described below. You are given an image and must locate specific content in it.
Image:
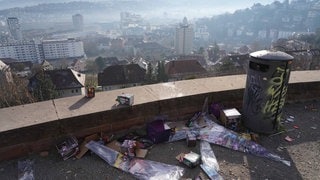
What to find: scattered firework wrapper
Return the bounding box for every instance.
[199,114,291,166]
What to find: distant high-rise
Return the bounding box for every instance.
[6,17,22,41]
[174,17,194,55]
[120,12,142,29]
[72,14,84,31]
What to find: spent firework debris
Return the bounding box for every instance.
[198,114,291,166]
[86,141,185,180]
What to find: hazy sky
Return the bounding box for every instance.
[140,0,279,20]
[0,0,278,11]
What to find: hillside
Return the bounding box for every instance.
[0,0,275,23]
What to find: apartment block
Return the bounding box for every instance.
[0,41,40,62]
[40,38,85,60]
[0,38,85,62]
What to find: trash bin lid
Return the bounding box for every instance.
[250,50,293,61]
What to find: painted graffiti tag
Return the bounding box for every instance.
[263,66,289,126]
[245,75,264,115]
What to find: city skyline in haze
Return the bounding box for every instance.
[0,0,278,17]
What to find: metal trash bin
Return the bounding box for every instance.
[242,50,294,134]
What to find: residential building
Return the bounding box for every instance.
[0,38,85,62]
[175,17,194,55]
[195,25,210,41]
[72,14,84,31]
[6,17,22,41]
[164,60,207,81]
[98,64,146,91]
[41,38,85,60]
[69,59,86,72]
[110,38,124,50]
[177,55,207,68]
[120,12,143,29]
[40,60,54,71]
[7,61,33,78]
[226,53,250,74]
[133,42,172,61]
[0,41,40,62]
[28,69,86,98]
[105,57,126,67]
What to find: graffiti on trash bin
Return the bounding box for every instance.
[245,75,264,115]
[262,66,289,125]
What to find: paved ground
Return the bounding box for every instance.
[0,100,319,180]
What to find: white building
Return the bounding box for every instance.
[28,69,86,99]
[0,41,40,62]
[278,31,293,39]
[175,17,194,55]
[195,25,210,41]
[41,38,85,60]
[0,39,85,62]
[120,12,142,29]
[7,17,22,41]
[72,14,84,31]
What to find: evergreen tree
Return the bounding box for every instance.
[156,61,168,82]
[145,62,155,84]
[198,47,205,54]
[213,42,220,57]
[85,60,99,73]
[95,56,106,72]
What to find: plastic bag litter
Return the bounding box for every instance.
[86,141,185,180]
[200,164,223,180]
[200,141,223,180]
[129,158,185,180]
[86,140,119,165]
[168,129,187,142]
[200,141,220,171]
[18,159,34,180]
[168,128,201,143]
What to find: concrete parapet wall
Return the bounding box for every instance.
[0,71,319,161]
[287,82,320,102]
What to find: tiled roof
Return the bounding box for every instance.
[0,58,17,64]
[177,55,207,67]
[8,61,33,71]
[165,60,207,75]
[98,64,146,86]
[106,57,119,63]
[135,42,167,50]
[31,69,85,90]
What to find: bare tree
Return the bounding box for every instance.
[0,75,35,108]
